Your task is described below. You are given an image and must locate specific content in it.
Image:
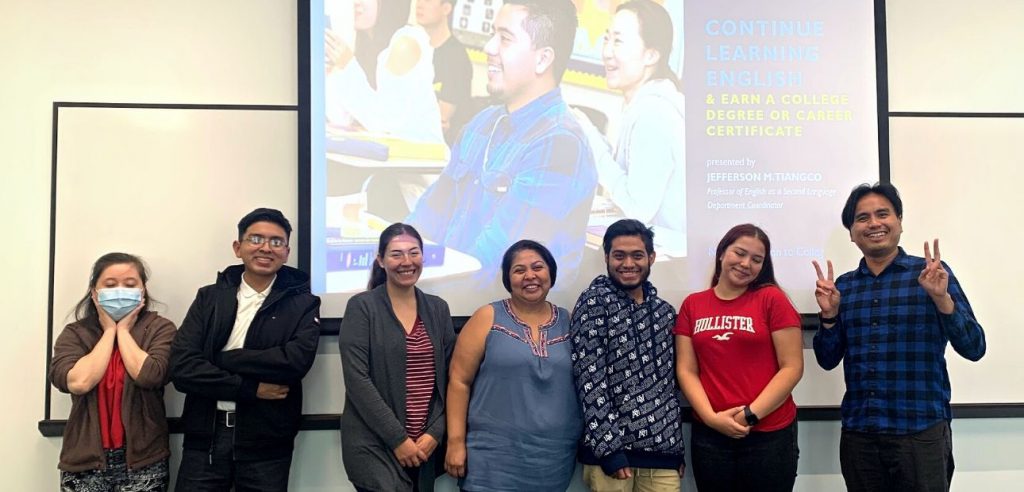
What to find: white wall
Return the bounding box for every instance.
[2,0,1022,490]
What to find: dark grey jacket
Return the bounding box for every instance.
[339,285,456,491]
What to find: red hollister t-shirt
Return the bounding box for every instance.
[674,285,801,431]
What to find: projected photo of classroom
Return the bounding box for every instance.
[307,0,880,317]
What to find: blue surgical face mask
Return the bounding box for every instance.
[97,288,143,322]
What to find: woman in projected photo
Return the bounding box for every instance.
[339,223,456,491]
[444,240,583,491]
[674,224,804,491]
[325,0,445,144]
[579,0,687,250]
[49,253,177,491]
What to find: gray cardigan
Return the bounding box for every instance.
[339,285,456,491]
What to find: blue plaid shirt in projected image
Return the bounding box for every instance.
[813,248,986,435]
[407,88,597,283]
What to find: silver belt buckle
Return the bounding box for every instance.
[225,411,236,428]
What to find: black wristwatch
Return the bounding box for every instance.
[743,405,759,426]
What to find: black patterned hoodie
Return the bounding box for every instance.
[570,275,686,474]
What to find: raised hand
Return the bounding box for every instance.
[116,301,145,331]
[324,29,353,72]
[92,292,117,332]
[918,239,949,297]
[812,259,840,318]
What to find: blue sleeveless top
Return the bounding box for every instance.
[462,300,583,491]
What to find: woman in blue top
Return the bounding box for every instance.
[445,240,583,491]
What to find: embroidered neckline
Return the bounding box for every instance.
[500,299,559,357]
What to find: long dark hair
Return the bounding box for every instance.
[354,0,411,88]
[710,224,777,290]
[73,252,153,322]
[616,0,682,91]
[368,223,424,290]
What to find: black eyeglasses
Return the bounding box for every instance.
[244,234,288,249]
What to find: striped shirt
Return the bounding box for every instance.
[813,248,986,434]
[405,317,435,440]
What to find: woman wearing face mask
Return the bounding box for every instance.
[578,0,686,245]
[325,0,444,144]
[49,252,178,491]
[445,240,583,492]
[674,224,804,491]
[339,223,456,491]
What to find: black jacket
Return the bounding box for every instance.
[170,264,321,460]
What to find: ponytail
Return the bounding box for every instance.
[368,261,387,290]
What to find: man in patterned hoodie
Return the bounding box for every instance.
[571,218,686,491]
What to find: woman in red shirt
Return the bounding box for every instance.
[674,224,804,491]
[49,252,177,491]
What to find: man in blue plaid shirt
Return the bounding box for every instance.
[812,182,986,492]
[406,0,596,288]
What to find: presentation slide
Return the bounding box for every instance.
[306,0,880,318]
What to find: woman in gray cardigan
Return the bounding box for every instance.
[339,223,456,491]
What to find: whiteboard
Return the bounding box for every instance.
[47,104,300,419]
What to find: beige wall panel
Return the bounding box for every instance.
[887,0,1024,112]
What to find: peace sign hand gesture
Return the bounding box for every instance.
[919,239,955,314]
[813,259,840,318]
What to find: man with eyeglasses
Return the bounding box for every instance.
[170,208,321,491]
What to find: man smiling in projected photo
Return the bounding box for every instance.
[812,182,986,492]
[406,0,597,290]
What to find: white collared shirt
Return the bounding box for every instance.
[217,273,276,411]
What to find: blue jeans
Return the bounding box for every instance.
[175,414,293,492]
[690,420,799,492]
[840,420,954,492]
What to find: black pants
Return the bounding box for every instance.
[691,419,799,492]
[840,421,954,492]
[175,413,293,492]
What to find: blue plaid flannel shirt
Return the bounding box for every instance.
[813,247,986,434]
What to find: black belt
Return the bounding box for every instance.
[215,410,236,428]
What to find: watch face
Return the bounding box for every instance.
[744,407,758,426]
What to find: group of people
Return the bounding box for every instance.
[48,3,983,492]
[51,180,986,492]
[51,208,321,491]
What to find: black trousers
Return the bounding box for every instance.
[840,420,954,492]
[175,413,293,492]
[690,419,799,492]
